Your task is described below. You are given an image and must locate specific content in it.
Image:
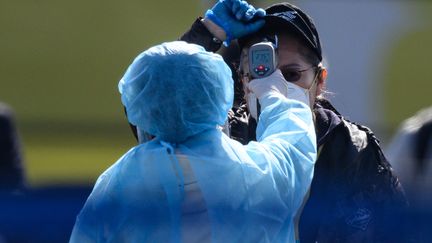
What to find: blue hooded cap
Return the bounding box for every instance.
[119,41,233,143]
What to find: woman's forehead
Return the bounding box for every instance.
[277,35,303,51]
[239,34,310,71]
[240,42,306,65]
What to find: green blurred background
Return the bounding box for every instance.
[0,0,206,185]
[383,2,432,131]
[0,0,431,186]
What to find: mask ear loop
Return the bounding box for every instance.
[308,66,327,111]
[306,66,323,92]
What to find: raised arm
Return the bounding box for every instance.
[180,0,265,51]
[244,70,317,209]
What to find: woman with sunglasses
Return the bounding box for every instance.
[178,1,409,242]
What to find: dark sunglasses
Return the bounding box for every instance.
[238,65,320,83]
[280,66,319,82]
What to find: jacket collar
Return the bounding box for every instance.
[314,98,342,147]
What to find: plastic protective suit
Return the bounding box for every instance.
[70,41,316,243]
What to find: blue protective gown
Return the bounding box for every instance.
[70,41,316,243]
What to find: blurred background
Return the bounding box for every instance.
[0,0,431,240]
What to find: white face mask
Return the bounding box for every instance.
[286,81,311,107]
[246,72,312,120]
[247,92,259,120]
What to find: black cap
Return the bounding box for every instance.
[240,2,322,62]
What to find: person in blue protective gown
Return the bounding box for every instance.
[69,40,316,243]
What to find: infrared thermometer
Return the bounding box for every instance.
[248,41,277,79]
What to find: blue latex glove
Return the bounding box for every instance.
[205,0,265,45]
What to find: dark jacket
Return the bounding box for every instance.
[180,19,408,242]
[227,98,408,242]
[299,99,407,242]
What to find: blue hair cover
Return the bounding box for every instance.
[118,41,233,143]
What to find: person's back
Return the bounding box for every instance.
[387,106,432,202]
[386,107,432,241]
[70,41,317,242]
[0,102,26,192]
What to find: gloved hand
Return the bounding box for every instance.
[205,0,265,45]
[246,69,288,119]
[248,69,310,106]
[247,69,288,100]
[247,68,312,113]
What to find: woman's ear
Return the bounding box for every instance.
[320,68,328,82]
[316,68,327,95]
